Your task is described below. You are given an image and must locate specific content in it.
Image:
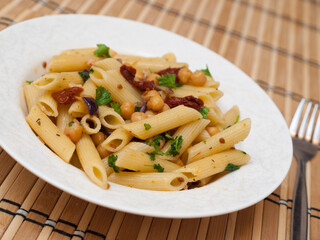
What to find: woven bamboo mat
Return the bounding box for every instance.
[0,0,319,239]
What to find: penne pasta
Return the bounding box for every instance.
[23,83,45,111]
[76,134,108,189]
[185,118,251,163]
[37,91,58,117]
[56,104,73,132]
[101,128,133,152]
[98,105,125,129]
[26,105,75,163]
[122,105,202,140]
[108,172,188,191]
[81,114,101,135]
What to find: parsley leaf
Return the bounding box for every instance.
[198,65,212,77]
[153,164,164,172]
[68,121,74,127]
[144,123,151,130]
[224,125,231,130]
[94,44,111,58]
[26,80,33,84]
[146,152,155,161]
[110,102,121,115]
[225,163,240,172]
[234,115,240,124]
[200,106,210,119]
[166,135,183,157]
[240,151,247,155]
[108,155,119,173]
[157,73,182,88]
[165,133,174,140]
[96,86,112,106]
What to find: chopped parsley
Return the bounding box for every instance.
[108,155,119,173]
[144,163,164,172]
[110,102,121,115]
[144,123,151,130]
[224,125,231,130]
[165,135,183,157]
[146,152,156,161]
[157,73,183,88]
[94,44,111,58]
[234,115,240,124]
[225,163,240,172]
[198,65,212,77]
[241,151,247,155]
[199,106,210,119]
[95,86,112,106]
[26,80,33,84]
[68,121,74,127]
[134,106,141,112]
[145,135,164,160]
[203,140,207,144]
[78,69,93,82]
[153,163,164,172]
[165,133,174,140]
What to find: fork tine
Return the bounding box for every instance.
[306,104,318,141]
[312,110,320,145]
[298,101,312,139]
[290,99,306,137]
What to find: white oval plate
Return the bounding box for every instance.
[0,15,292,218]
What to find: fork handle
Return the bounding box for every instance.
[291,159,308,240]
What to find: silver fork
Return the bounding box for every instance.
[289,99,320,240]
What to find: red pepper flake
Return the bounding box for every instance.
[52,87,83,104]
[219,138,225,143]
[117,84,123,89]
[165,95,204,111]
[42,61,47,68]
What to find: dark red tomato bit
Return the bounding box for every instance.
[120,64,155,91]
[157,68,181,82]
[52,87,83,104]
[165,95,204,111]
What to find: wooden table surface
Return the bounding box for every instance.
[0,0,319,239]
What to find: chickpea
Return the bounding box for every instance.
[146,73,160,84]
[120,102,135,120]
[145,110,155,118]
[97,144,110,158]
[190,70,207,86]
[131,112,147,122]
[206,126,220,136]
[91,132,107,146]
[64,119,83,143]
[178,67,192,84]
[159,103,170,112]
[141,90,160,101]
[162,52,176,62]
[147,95,164,111]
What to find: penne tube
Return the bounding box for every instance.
[81,114,101,135]
[175,150,250,181]
[56,104,73,132]
[90,67,142,104]
[76,134,108,189]
[26,105,75,163]
[94,58,122,71]
[23,83,45,111]
[172,87,223,101]
[186,118,251,163]
[122,105,202,140]
[48,54,102,72]
[37,91,58,117]
[60,48,96,55]
[193,129,211,143]
[161,119,210,161]
[122,141,154,152]
[207,104,225,126]
[32,72,84,91]
[219,105,240,128]
[108,172,188,191]
[162,52,176,62]
[115,148,180,172]
[98,105,125,129]
[100,128,133,152]
[203,76,220,88]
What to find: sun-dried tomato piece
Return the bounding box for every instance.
[157,68,181,82]
[120,64,155,91]
[52,87,83,104]
[165,95,204,111]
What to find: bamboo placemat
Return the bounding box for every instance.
[0,0,319,239]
